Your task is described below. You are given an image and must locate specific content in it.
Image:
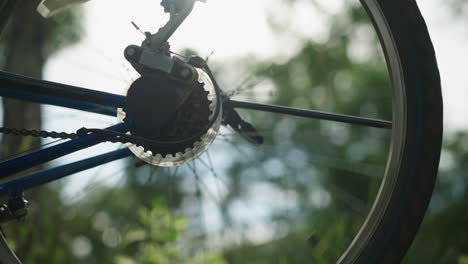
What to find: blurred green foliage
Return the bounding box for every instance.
[2,0,468,263]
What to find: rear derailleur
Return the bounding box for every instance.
[123,0,263,146]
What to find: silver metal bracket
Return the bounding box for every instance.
[124,45,198,85]
[124,0,204,84]
[144,0,204,51]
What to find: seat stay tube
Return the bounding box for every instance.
[0,123,130,178]
[0,71,126,111]
[0,89,118,116]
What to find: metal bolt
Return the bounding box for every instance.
[127,48,136,57]
[179,67,192,79]
[126,47,136,57]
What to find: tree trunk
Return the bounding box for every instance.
[1,0,45,161]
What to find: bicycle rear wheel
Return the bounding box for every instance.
[0,0,441,263]
[338,0,442,262]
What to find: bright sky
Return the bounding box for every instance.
[44,0,468,131]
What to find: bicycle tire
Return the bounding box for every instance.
[339,0,442,263]
[0,0,442,263]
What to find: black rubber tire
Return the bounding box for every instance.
[339,0,442,263]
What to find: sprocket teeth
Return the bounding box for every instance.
[118,68,221,167]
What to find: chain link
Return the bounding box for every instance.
[0,127,158,149]
[0,127,79,140]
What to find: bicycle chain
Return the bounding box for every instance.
[0,127,79,140]
[0,108,263,148]
[0,126,179,147]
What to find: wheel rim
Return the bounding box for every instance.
[339,0,407,262]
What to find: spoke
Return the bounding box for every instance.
[225,100,392,129]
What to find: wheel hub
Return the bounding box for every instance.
[118,68,222,167]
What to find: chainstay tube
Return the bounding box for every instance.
[0,123,129,178]
[0,148,132,195]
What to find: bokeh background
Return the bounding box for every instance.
[0,0,467,263]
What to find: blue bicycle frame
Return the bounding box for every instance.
[0,67,394,195]
[0,71,134,195]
